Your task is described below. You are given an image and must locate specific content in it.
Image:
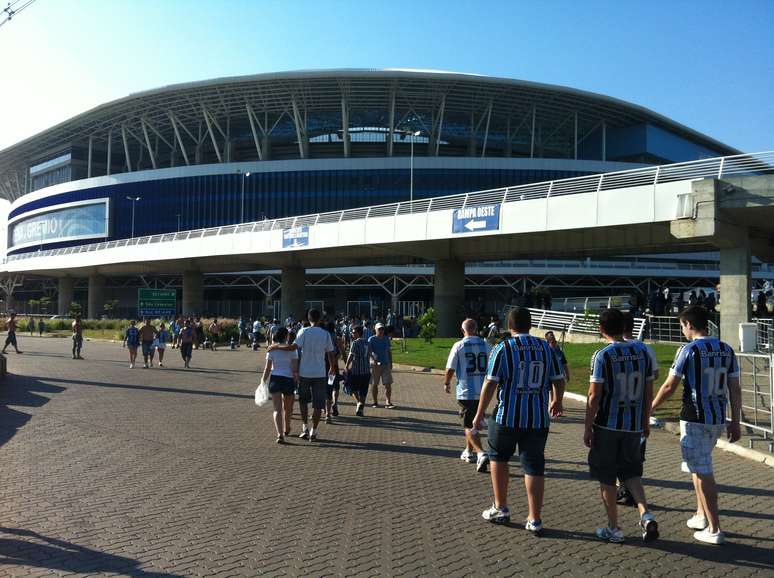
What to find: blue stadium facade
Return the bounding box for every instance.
[0,69,756,317]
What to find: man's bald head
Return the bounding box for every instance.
[461,318,478,336]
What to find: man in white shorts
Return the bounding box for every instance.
[652,305,742,545]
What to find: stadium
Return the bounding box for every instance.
[0,69,769,320]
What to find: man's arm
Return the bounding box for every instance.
[443,368,455,394]
[327,350,337,374]
[550,377,566,417]
[472,379,498,431]
[726,376,742,443]
[642,378,654,436]
[583,382,603,447]
[651,374,681,412]
[268,342,299,352]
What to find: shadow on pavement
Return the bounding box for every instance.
[0,374,65,448]
[626,535,774,572]
[35,376,253,401]
[318,437,461,459]
[0,527,184,577]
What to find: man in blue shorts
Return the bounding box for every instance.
[585,308,658,543]
[652,305,741,545]
[473,307,565,535]
[445,318,490,472]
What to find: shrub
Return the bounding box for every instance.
[418,308,437,343]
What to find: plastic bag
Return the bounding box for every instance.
[255,380,269,406]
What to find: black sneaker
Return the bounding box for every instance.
[332,404,339,416]
[640,513,659,542]
[356,406,364,417]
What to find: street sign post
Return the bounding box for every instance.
[283,225,310,248]
[137,288,176,318]
[452,204,501,234]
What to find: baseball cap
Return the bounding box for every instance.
[375,323,385,330]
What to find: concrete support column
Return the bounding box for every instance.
[182,271,204,316]
[262,136,272,161]
[434,260,465,337]
[281,267,305,322]
[719,243,751,350]
[88,274,105,319]
[58,277,74,316]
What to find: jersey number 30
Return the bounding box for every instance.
[465,352,488,373]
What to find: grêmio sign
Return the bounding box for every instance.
[8,198,111,249]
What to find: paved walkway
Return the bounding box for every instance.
[0,337,772,577]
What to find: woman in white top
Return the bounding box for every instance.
[260,327,299,443]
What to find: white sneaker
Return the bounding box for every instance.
[525,519,544,536]
[159,362,163,367]
[596,526,625,543]
[143,363,148,369]
[687,515,708,530]
[482,504,510,524]
[299,428,309,440]
[129,363,134,369]
[693,528,725,545]
[460,449,476,463]
[476,453,489,473]
[649,416,662,427]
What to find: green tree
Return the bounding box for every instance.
[103,299,120,318]
[27,298,40,314]
[68,302,82,318]
[39,296,52,314]
[418,307,437,343]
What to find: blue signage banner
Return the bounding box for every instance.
[282,225,309,248]
[452,204,500,234]
[9,200,109,249]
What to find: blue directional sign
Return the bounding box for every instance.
[282,225,310,248]
[452,204,501,234]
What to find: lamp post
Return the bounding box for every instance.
[239,171,251,223]
[176,213,181,233]
[125,196,141,238]
[409,130,421,205]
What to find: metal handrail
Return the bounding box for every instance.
[6,149,774,264]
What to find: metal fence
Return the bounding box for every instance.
[644,315,718,343]
[755,318,773,352]
[5,149,774,264]
[501,306,646,339]
[737,353,774,452]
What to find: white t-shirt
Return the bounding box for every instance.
[253,320,262,333]
[295,325,334,378]
[267,349,298,378]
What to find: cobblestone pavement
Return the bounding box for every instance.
[0,337,772,577]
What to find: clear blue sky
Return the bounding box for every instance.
[1,0,772,152]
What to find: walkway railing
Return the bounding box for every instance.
[737,352,774,452]
[502,306,646,340]
[5,150,774,265]
[755,318,773,352]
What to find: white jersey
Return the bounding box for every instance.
[446,336,490,400]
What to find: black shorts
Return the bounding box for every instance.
[269,375,295,396]
[180,342,193,358]
[487,418,548,476]
[458,399,479,429]
[4,332,17,347]
[346,373,370,397]
[588,426,644,486]
[298,377,327,410]
[141,341,154,357]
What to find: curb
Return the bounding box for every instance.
[392,363,445,376]
[563,390,774,469]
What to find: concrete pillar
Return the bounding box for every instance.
[88,274,105,319]
[719,243,751,350]
[182,271,204,316]
[58,277,74,316]
[262,136,272,161]
[281,267,305,321]
[434,260,466,337]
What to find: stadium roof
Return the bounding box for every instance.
[0,68,739,201]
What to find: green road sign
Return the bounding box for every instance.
[138,288,176,317]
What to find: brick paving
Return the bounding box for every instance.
[0,336,772,577]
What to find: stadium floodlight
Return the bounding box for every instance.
[125,196,141,238]
[0,0,36,29]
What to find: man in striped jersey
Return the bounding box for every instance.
[473,307,565,535]
[584,308,658,543]
[444,318,490,473]
[652,305,742,545]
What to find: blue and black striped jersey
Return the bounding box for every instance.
[670,336,739,425]
[590,341,653,432]
[486,334,564,429]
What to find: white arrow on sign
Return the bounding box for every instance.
[464,219,487,231]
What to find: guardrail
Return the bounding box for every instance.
[755,318,773,352]
[501,306,646,340]
[5,149,774,264]
[737,352,774,452]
